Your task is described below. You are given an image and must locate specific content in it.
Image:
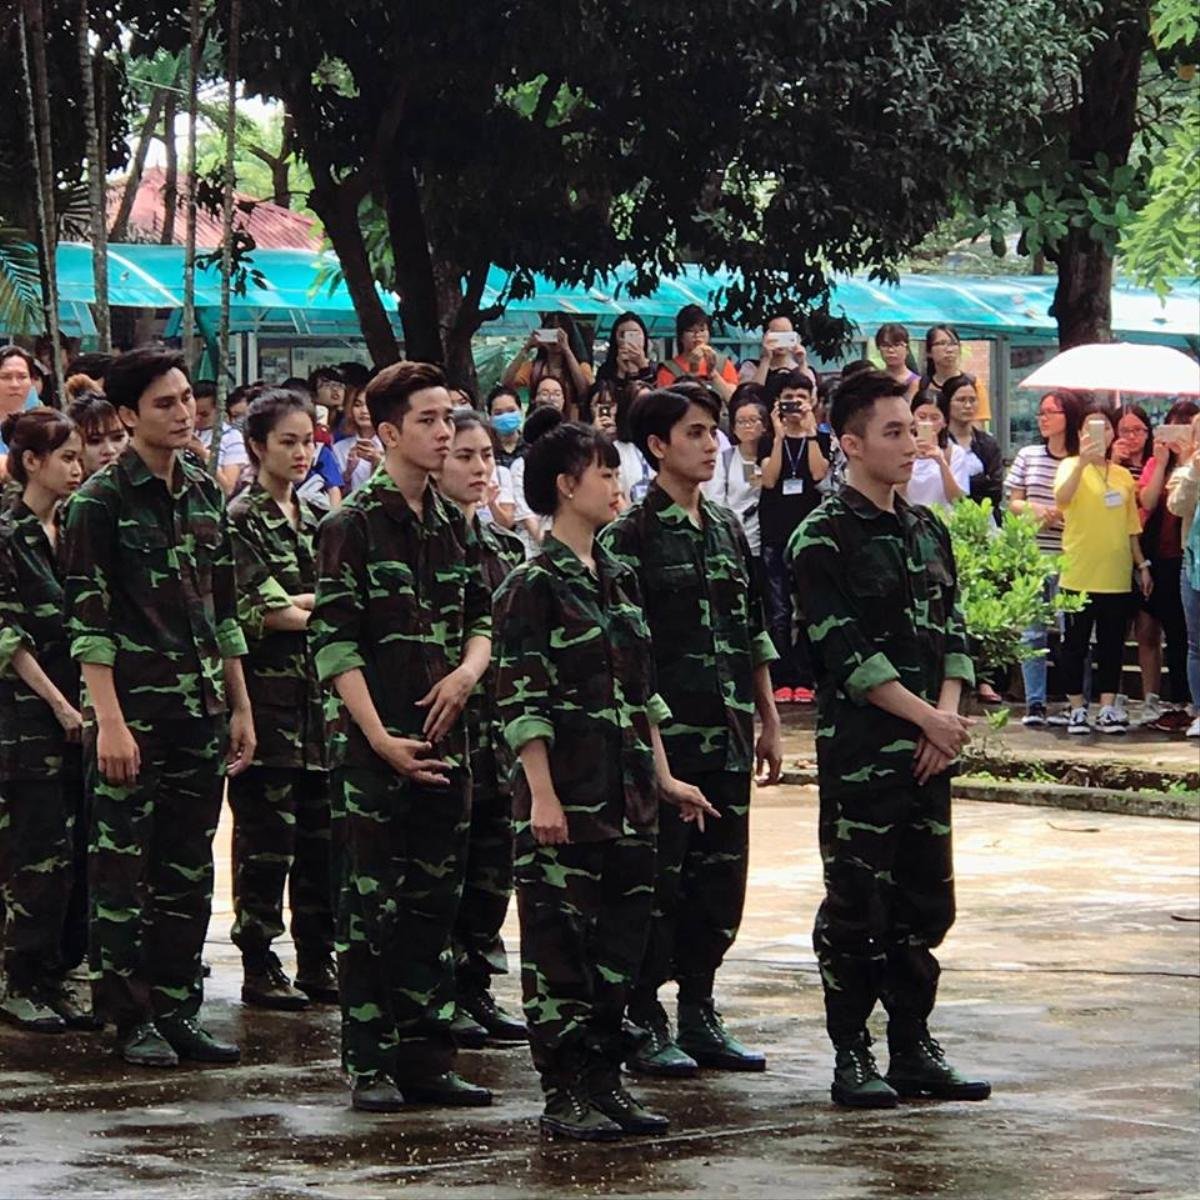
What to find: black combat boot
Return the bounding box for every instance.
[458,988,527,1044]
[156,1015,241,1063]
[294,953,339,1004]
[886,1030,992,1101]
[625,996,699,1077]
[242,950,309,1011]
[677,999,766,1072]
[831,1032,899,1109]
[585,1057,669,1135]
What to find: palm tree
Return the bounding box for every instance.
[77,0,110,351]
[216,0,241,406]
[0,228,42,335]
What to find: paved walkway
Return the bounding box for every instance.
[1,787,1197,1198]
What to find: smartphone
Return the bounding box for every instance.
[620,329,642,348]
[595,403,615,420]
[534,328,559,346]
[767,331,799,351]
[916,418,937,446]
[780,400,804,416]
[1084,414,1108,452]
[1158,424,1191,449]
[742,460,763,484]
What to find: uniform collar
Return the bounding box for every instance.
[245,478,319,533]
[541,532,623,585]
[840,484,917,526]
[644,480,711,529]
[117,443,203,497]
[365,469,446,532]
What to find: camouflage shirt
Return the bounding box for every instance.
[0,502,80,780]
[492,534,671,843]
[311,470,491,772]
[228,481,326,772]
[62,445,247,722]
[465,514,524,779]
[787,486,975,799]
[600,482,776,776]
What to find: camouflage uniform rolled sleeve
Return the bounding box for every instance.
[0,543,30,675]
[230,515,294,642]
[492,568,556,754]
[311,507,369,683]
[212,507,248,659]
[646,692,672,727]
[61,481,118,667]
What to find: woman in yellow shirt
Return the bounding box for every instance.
[1054,407,1152,736]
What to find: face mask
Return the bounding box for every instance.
[492,411,523,436]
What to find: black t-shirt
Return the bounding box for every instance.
[757,431,832,546]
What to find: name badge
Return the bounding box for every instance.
[782,478,805,496]
[1103,489,1123,508]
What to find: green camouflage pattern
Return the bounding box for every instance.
[0,502,81,780]
[310,473,491,772]
[228,480,327,771]
[454,514,523,992]
[600,482,776,776]
[492,534,670,845]
[812,777,954,1045]
[516,833,655,1090]
[633,769,750,1002]
[62,446,248,723]
[331,765,469,1084]
[86,716,227,1028]
[0,777,79,991]
[786,486,975,800]
[229,766,333,961]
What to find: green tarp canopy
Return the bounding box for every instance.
[20,242,1200,348]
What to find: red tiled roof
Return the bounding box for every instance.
[106,166,321,251]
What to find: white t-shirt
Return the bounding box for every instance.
[510,455,551,559]
[703,445,762,555]
[906,442,972,510]
[616,440,654,504]
[478,462,514,526]
[332,434,383,493]
[198,423,249,468]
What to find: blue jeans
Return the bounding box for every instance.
[1020,572,1060,708]
[1181,568,1200,711]
[762,542,811,690]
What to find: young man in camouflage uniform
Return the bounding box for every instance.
[493,419,715,1140]
[62,347,257,1067]
[601,383,783,1076]
[787,369,991,1108]
[437,410,527,1047]
[311,361,493,1114]
[227,388,335,1011]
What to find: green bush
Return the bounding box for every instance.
[944,499,1084,677]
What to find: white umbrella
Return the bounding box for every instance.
[1019,342,1200,396]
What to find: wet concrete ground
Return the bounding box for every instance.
[2,785,1198,1199]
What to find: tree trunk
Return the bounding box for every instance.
[384,156,444,363]
[160,90,179,243]
[217,0,241,406]
[181,0,202,370]
[273,112,294,207]
[440,256,486,391]
[310,180,400,367]
[1051,0,1148,349]
[109,86,168,242]
[19,0,64,402]
[77,0,110,351]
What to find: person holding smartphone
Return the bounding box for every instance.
[752,314,818,391]
[597,312,658,389]
[1054,407,1151,736]
[758,371,831,704]
[331,384,383,495]
[903,394,971,510]
[1165,412,1200,739]
[502,313,594,419]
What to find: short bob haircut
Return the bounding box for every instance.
[106,347,188,415]
[1,406,76,485]
[522,420,620,517]
[673,304,711,354]
[364,360,447,430]
[243,387,316,466]
[874,322,910,348]
[766,368,814,404]
[629,384,721,466]
[0,345,37,377]
[829,369,909,439]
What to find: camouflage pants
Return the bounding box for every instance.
[86,717,226,1029]
[61,773,89,973]
[813,776,955,1046]
[0,774,80,990]
[229,766,334,963]
[331,766,469,1085]
[451,738,513,995]
[516,832,656,1092]
[633,770,750,1005]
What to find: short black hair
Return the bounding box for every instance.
[0,345,36,376]
[65,351,115,381]
[674,304,711,353]
[106,347,188,415]
[364,360,446,429]
[227,381,265,414]
[829,369,909,439]
[522,403,564,447]
[281,376,312,398]
[522,421,620,517]
[487,384,522,412]
[309,364,345,389]
[243,387,315,465]
[766,368,814,403]
[66,388,120,438]
[192,379,218,401]
[630,385,720,465]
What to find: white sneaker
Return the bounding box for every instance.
[1112,694,1131,726]
[1096,704,1128,735]
[1067,706,1092,736]
[1046,709,1071,727]
[1187,716,1200,739]
[1139,693,1164,726]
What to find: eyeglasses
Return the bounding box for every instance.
[734,417,764,428]
[1038,406,1063,417]
[929,340,958,350]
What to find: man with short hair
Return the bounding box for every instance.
[601,386,783,1078]
[787,369,991,1109]
[310,360,494,1113]
[752,314,818,390]
[62,347,256,1067]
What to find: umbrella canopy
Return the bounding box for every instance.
[1019,342,1200,396]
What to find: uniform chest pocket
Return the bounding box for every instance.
[117,524,171,560]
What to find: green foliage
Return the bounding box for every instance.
[0,229,43,334]
[945,499,1085,676]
